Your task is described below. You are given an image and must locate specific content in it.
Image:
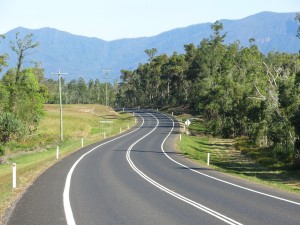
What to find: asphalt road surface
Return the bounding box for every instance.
[6,110,300,225]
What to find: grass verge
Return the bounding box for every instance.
[172,111,300,194]
[0,104,135,224]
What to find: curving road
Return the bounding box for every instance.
[6,111,300,225]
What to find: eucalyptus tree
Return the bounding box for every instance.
[0,34,7,74]
[10,33,39,82]
[296,13,300,40]
[76,77,88,104]
[162,52,188,106]
[65,79,78,104]
[0,34,8,113]
[149,53,169,106]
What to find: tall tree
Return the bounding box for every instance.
[8,33,39,113]
[0,34,8,73]
[10,33,39,82]
[296,13,300,40]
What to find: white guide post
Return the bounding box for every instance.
[56,146,59,159]
[12,163,16,189]
[207,153,210,165]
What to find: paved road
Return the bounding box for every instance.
[6,111,300,225]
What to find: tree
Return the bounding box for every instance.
[2,68,46,135]
[10,33,39,82]
[0,112,24,143]
[145,48,157,61]
[8,33,39,113]
[0,33,46,141]
[0,34,8,73]
[296,13,300,39]
[76,77,88,104]
[162,52,188,105]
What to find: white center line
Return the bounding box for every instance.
[126,113,242,225]
[161,113,300,206]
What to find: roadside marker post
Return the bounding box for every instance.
[207,153,210,165]
[120,127,122,133]
[128,124,129,130]
[180,134,182,141]
[81,138,84,148]
[12,163,16,189]
[56,146,59,159]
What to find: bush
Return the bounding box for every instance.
[0,144,4,156]
[0,112,24,143]
[272,142,294,163]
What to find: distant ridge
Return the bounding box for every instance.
[0,11,299,82]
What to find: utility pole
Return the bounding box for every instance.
[52,69,67,142]
[102,69,111,106]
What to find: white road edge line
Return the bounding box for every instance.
[126,113,242,225]
[161,113,300,206]
[63,115,145,225]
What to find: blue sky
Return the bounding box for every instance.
[1,0,299,40]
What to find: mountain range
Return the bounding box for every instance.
[0,11,299,82]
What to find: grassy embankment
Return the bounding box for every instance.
[167,109,300,194]
[0,104,135,223]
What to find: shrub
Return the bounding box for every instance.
[0,112,24,143]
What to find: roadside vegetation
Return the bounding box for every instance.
[169,108,300,193]
[116,16,300,169]
[1,12,300,224]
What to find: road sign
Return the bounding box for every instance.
[185,119,191,127]
[100,121,113,137]
[100,121,113,124]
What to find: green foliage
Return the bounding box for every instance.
[0,112,24,143]
[44,77,117,105]
[0,34,7,73]
[296,13,300,39]
[0,33,46,144]
[10,32,39,81]
[116,20,300,166]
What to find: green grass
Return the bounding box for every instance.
[0,104,135,224]
[174,113,300,194]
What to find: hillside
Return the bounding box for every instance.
[0,11,299,82]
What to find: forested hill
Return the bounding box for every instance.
[1,11,299,82]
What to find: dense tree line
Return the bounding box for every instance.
[44,77,117,105]
[116,20,300,165]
